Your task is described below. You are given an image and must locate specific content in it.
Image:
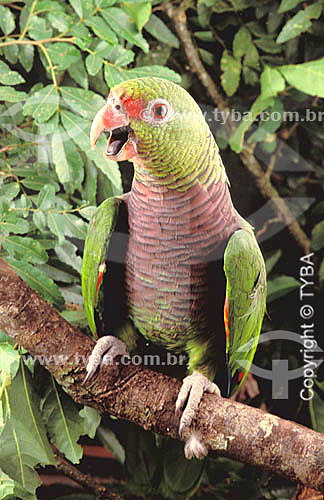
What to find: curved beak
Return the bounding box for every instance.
[90,99,137,161]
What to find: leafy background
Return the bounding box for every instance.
[0,0,323,499]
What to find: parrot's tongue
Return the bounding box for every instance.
[107,125,130,156]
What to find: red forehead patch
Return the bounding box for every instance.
[120,95,144,120]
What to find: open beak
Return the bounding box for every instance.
[90,100,137,161]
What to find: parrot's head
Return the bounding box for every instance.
[90,77,216,182]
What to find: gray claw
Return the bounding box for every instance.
[84,335,130,383]
[175,371,221,459]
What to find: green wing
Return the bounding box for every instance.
[82,196,124,337]
[224,228,266,391]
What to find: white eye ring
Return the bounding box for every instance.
[140,98,175,124]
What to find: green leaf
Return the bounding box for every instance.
[83,160,97,204]
[144,13,179,48]
[248,99,283,143]
[101,8,149,53]
[61,285,83,305]
[4,257,64,306]
[279,58,324,97]
[37,263,79,284]
[46,43,81,70]
[254,37,282,54]
[199,48,214,66]
[277,2,322,43]
[97,424,125,464]
[1,236,48,264]
[84,17,118,45]
[311,221,324,251]
[69,0,94,18]
[243,43,259,69]
[23,85,59,123]
[60,308,88,327]
[266,275,300,302]
[28,16,53,40]
[124,1,152,31]
[79,407,101,439]
[85,54,103,76]
[51,126,84,192]
[278,0,303,13]
[0,86,27,102]
[104,64,128,87]
[47,12,71,32]
[50,212,88,240]
[0,182,19,203]
[61,110,123,192]
[41,378,84,463]
[0,365,55,493]
[220,50,241,96]
[0,61,25,86]
[21,176,59,192]
[1,215,30,235]
[19,43,35,72]
[228,95,274,153]
[0,6,15,35]
[3,43,18,65]
[267,2,284,33]
[0,343,20,379]
[260,66,286,98]
[0,470,36,500]
[194,31,213,41]
[68,60,88,90]
[105,45,135,67]
[55,240,82,275]
[36,184,56,210]
[233,27,252,59]
[60,87,105,119]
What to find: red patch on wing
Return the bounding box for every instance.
[238,371,245,382]
[121,95,144,120]
[224,295,229,342]
[95,263,105,307]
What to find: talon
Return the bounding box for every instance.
[84,335,130,383]
[176,371,220,459]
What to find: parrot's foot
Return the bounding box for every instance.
[175,371,221,460]
[84,335,130,383]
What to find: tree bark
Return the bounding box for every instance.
[0,258,323,492]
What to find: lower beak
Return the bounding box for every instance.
[90,103,137,161]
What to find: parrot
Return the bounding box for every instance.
[81,77,266,472]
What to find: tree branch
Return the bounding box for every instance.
[164,1,311,255]
[55,455,123,500]
[0,259,324,492]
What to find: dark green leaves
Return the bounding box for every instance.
[0,6,15,35]
[144,14,180,48]
[277,2,323,43]
[51,125,84,192]
[0,364,55,494]
[23,85,59,123]
[101,8,149,53]
[46,43,81,70]
[278,58,324,97]
[0,60,25,85]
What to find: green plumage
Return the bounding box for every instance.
[81,77,266,498]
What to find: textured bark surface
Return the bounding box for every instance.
[0,258,324,492]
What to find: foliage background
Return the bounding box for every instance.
[0,0,323,498]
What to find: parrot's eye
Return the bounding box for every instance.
[142,98,174,124]
[153,103,168,119]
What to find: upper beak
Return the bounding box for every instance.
[90,100,129,149]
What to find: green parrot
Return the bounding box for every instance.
[82,77,266,464]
